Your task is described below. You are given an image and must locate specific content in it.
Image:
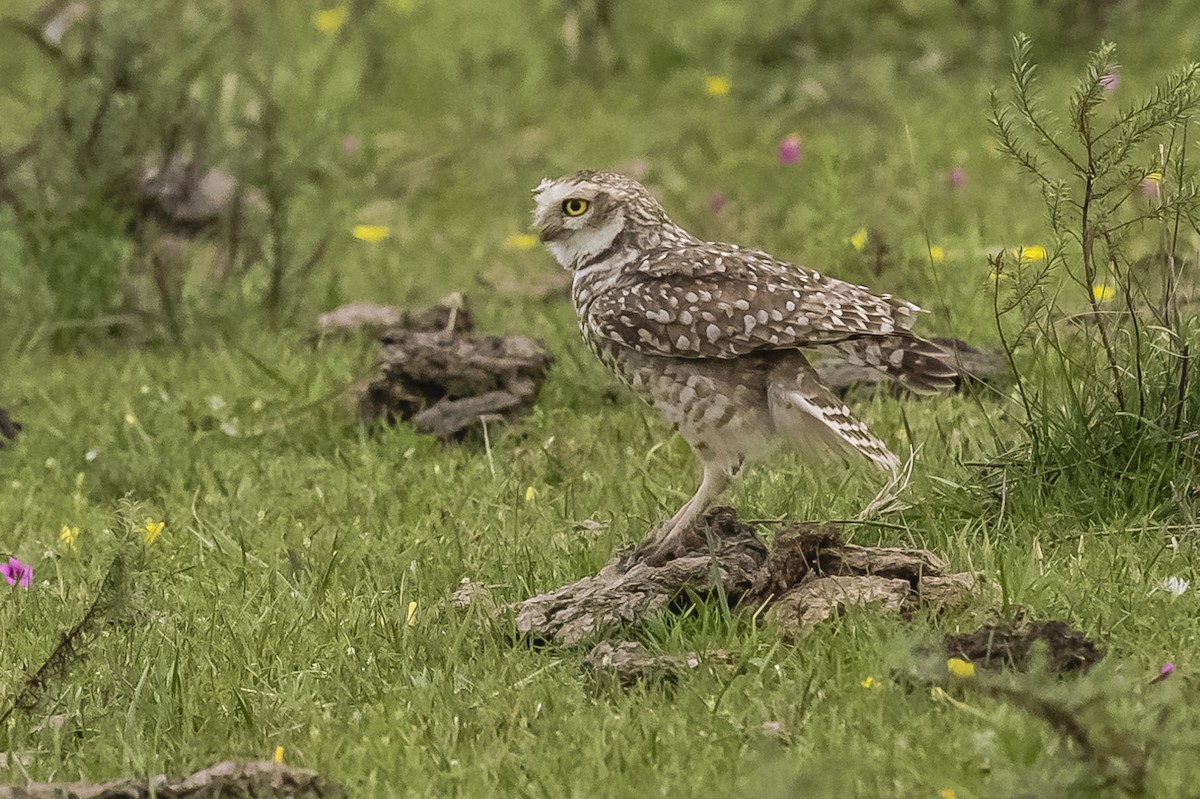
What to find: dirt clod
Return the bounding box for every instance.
[357,295,553,439]
[944,613,1105,674]
[0,409,20,449]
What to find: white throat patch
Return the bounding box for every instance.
[546,210,625,270]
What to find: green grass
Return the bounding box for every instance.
[2,1,1200,797]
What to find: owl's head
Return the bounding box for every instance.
[532,171,665,269]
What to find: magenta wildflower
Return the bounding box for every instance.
[341,135,359,155]
[707,191,726,214]
[1151,662,1175,684]
[1,557,32,588]
[1099,70,1119,95]
[947,167,966,189]
[777,134,802,165]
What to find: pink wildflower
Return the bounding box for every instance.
[1141,172,1162,199]
[1,557,32,588]
[341,135,360,155]
[947,167,966,189]
[1099,71,1119,95]
[1151,663,1175,684]
[707,191,726,214]
[777,134,802,165]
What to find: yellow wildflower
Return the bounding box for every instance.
[1144,171,1162,183]
[406,600,418,626]
[849,228,868,252]
[142,520,165,547]
[1014,245,1047,263]
[927,245,945,264]
[860,676,878,689]
[947,657,975,678]
[1092,283,1115,302]
[987,267,1007,284]
[124,412,137,426]
[704,75,731,96]
[313,7,347,34]
[940,790,957,799]
[273,746,284,764]
[352,224,390,243]
[525,485,537,502]
[59,525,80,551]
[504,232,539,251]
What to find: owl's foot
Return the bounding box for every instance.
[640,537,691,568]
[631,520,696,567]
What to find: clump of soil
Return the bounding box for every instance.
[0,409,21,449]
[944,613,1105,674]
[354,295,554,440]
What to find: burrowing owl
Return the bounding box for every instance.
[532,171,955,561]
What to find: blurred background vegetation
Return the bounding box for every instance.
[0,0,1196,347]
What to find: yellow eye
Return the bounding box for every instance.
[562,198,589,217]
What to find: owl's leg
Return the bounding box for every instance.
[642,462,732,565]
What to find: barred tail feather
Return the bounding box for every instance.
[835,334,959,393]
[767,382,900,472]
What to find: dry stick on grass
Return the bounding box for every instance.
[0,555,125,726]
[980,682,1153,795]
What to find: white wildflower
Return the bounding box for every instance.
[1161,576,1190,597]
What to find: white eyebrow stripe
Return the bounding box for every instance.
[536,180,587,206]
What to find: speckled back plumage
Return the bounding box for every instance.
[532,171,955,554]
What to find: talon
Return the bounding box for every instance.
[642,541,685,567]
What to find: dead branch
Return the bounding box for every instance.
[504,507,977,646]
[0,760,343,799]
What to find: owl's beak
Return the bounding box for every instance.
[538,222,566,243]
[531,200,563,243]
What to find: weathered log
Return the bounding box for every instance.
[317,295,474,337]
[766,574,912,628]
[584,641,698,690]
[505,507,977,645]
[315,303,403,335]
[0,760,342,799]
[511,508,765,646]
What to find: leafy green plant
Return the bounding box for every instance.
[988,34,1200,516]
